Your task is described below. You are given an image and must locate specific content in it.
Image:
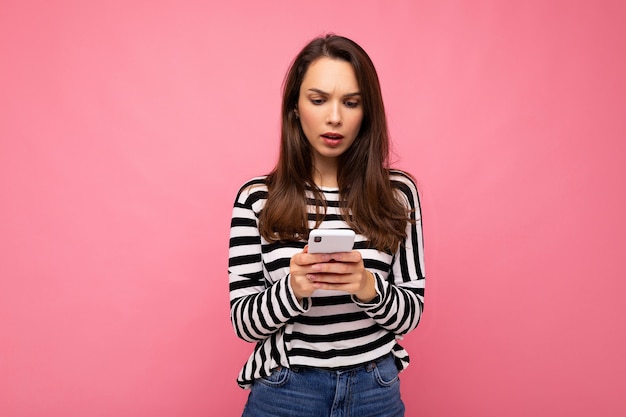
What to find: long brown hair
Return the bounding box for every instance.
[259,34,410,252]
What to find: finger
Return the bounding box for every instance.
[312,261,354,275]
[293,252,329,267]
[308,271,355,284]
[311,280,358,293]
[327,251,361,263]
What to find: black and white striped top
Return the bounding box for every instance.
[228,170,425,389]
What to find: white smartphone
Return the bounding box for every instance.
[307,229,356,254]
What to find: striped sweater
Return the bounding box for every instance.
[228,170,425,389]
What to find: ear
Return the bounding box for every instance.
[294,108,299,119]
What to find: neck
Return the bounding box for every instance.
[312,159,338,188]
[313,172,338,188]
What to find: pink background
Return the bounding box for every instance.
[2,1,625,416]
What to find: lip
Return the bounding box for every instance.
[321,132,344,139]
[321,132,344,148]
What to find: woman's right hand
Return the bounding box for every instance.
[290,245,332,301]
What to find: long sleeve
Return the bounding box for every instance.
[228,179,308,343]
[353,171,426,335]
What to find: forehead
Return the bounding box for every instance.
[300,57,359,92]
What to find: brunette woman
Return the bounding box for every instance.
[228,34,425,417]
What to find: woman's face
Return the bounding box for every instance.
[297,57,363,169]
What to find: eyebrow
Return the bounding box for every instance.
[307,88,361,97]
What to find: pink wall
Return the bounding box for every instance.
[1,1,625,416]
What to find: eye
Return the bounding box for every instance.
[344,100,360,108]
[310,98,325,105]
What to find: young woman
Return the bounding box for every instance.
[228,34,425,417]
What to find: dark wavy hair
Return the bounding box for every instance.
[258,34,410,252]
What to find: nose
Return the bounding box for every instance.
[327,102,342,126]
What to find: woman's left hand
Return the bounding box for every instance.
[306,251,378,303]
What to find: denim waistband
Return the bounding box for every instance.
[290,352,393,373]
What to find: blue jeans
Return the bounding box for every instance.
[241,354,405,417]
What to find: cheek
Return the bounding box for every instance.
[297,113,316,142]
[298,108,319,131]
[349,113,364,135]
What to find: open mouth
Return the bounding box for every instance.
[321,133,344,140]
[321,133,344,147]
